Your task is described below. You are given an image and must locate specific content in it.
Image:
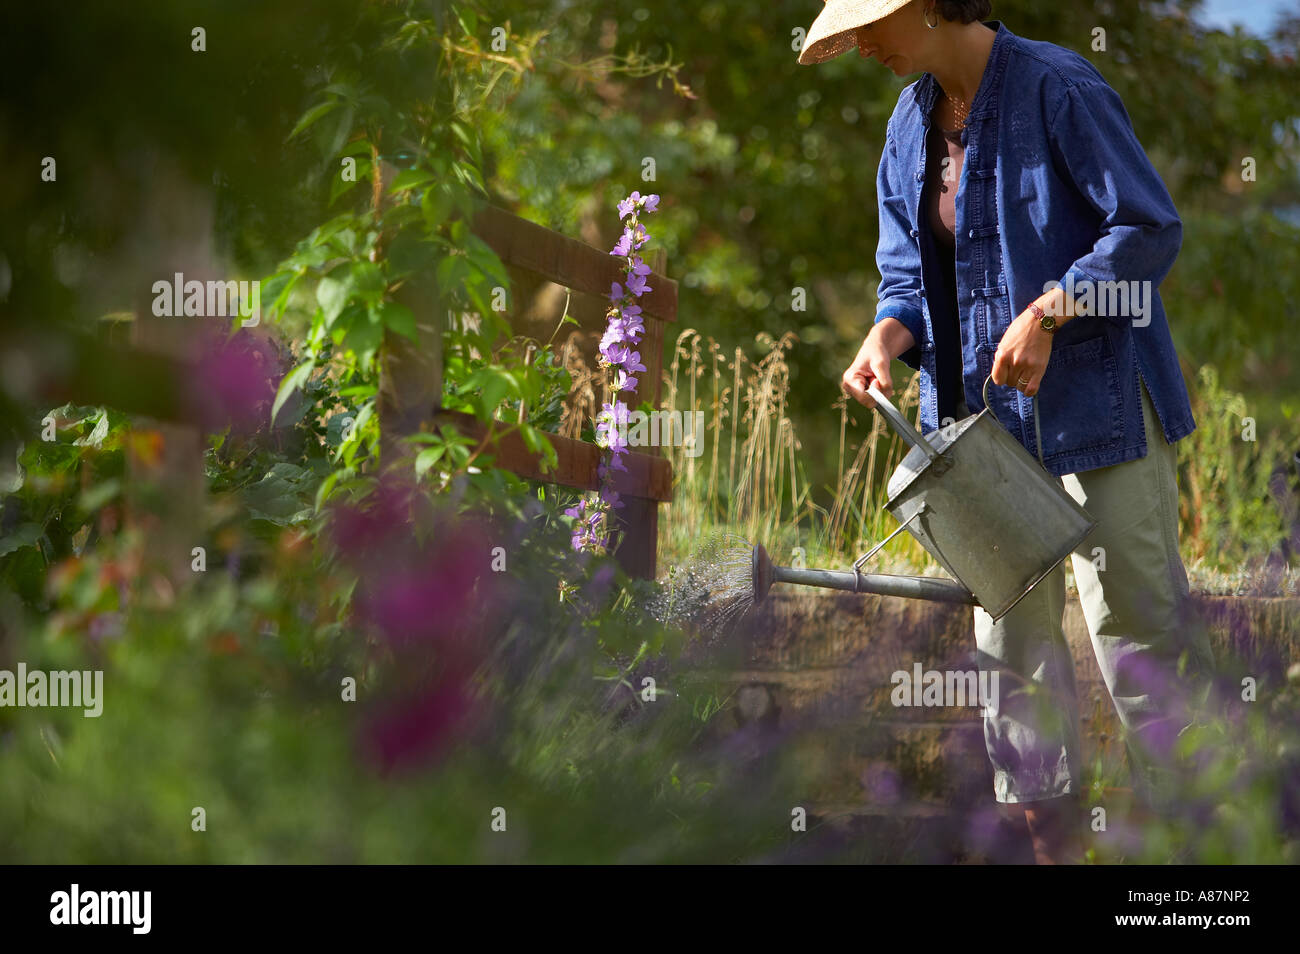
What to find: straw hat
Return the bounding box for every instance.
[797,0,919,65]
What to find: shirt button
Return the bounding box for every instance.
[968,229,977,239]
[915,172,924,182]
[909,228,919,238]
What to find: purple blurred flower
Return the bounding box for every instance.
[188,332,281,435]
[360,679,478,775]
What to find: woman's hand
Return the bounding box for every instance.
[991,288,1074,397]
[842,317,915,408]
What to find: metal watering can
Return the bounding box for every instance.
[752,375,1097,622]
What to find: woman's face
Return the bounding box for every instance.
[853,1,931,76]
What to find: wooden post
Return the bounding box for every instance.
[376,158,445,464]
[123,165,211,591]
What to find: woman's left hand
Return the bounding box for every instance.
[991,304,1054,397]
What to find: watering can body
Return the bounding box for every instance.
[750,377,1097,621]
[866,376,1097,621]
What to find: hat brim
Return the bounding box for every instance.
[797,0,916,65]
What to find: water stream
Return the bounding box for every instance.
[647,531,758,640]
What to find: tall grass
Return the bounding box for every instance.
[652,334,1294,592]
[657,329,932,576]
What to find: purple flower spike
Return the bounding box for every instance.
[572,190,662,555]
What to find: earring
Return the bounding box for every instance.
[925,5,939,29]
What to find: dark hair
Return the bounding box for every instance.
[934,0,992,24]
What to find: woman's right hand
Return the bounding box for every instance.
[842,317,915,409]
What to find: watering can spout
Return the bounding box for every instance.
[749,542,977,608]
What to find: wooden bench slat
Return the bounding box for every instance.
[430,408,673,502]
[471,204,677,325]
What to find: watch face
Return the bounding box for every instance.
[1042,315,1057,330]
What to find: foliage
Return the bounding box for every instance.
[1,0,1297,865]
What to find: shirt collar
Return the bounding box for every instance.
[913,20,1013,121]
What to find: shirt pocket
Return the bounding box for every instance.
[1034,334,1125,457]
[980,287,1013,346]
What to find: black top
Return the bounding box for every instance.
[923,113,967,423]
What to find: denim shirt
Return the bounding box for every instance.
[873,21,1197,477]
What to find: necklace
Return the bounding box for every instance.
[944,90,970,130]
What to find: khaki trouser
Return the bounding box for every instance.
[959,376,1216,809]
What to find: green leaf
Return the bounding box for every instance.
[381,202,422,230]
[309,214,357,248]
[465,235,509,287]
[287,98,339,141]
[316,268,353,327]
[388,168,437,193]
[351,260,387,301]
[415,446,446,477]
[456,9,479,36]
[325,412,356,447]
[435,254,469,296]
[338,383,379,399]
[335,137,373,158]
[79,410,110,447]
[0,523,43,559]
[330,162,367,206]
[421,183,457,231]
[329,228,358,256]
[343,313,383,368]
[272,360,315,424]
[476,368,519,419]
[318,103,355,161]
[376,301,417,342]
[78,478,122,513]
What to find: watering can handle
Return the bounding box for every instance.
[865,384,942,464]
[982,374,1047,469]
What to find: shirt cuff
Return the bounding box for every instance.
[874,299,925,347]
[874,300,925,371]
[1057,263,1111,321]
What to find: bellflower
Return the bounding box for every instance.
[567,190,661,554]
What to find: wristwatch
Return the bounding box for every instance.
[1028,302,1057,334]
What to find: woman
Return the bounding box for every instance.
[798,0,1216,863]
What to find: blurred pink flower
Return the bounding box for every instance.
[187,330,280,434]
